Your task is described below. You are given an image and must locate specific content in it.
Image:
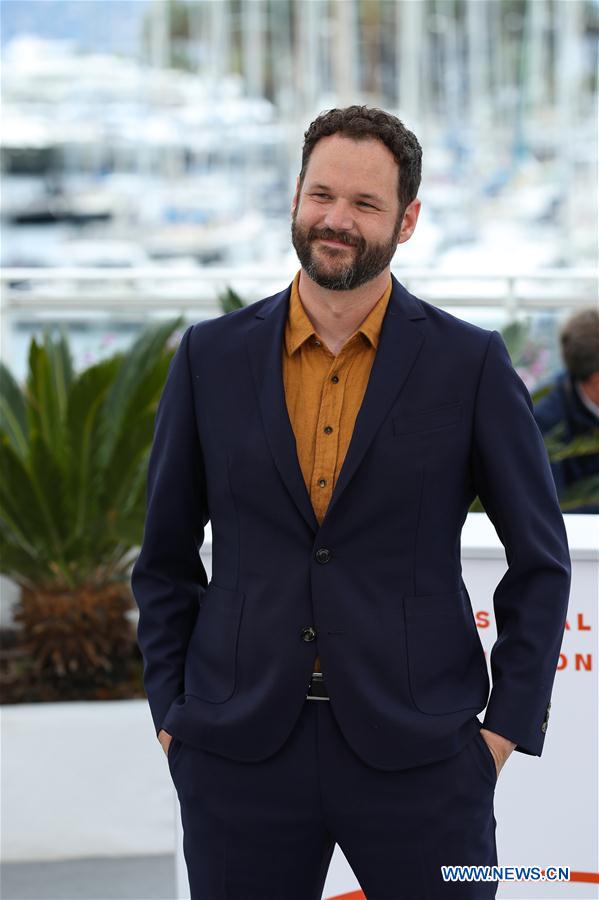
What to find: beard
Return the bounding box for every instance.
[290,210,401,291]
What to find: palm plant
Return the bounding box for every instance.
[0,317,184,701]
[218,286,246,314]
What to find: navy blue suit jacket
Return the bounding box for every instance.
[131,274,571,770]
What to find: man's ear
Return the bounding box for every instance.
[291,176,301,216]
[397,197,421,245]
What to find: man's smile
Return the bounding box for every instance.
[316,238,355,249]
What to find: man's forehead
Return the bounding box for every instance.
[305,135,398,181]
[313,135,391,159]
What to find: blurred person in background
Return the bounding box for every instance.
[132,106,570,900]
[534,309,599,514]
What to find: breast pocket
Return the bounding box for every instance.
[184,583,245,703]
[403,589,489,715]
[392,401,462,436]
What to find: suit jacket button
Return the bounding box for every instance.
[315,548,331,564]
[301,626,317,642]
[541,721,548,733]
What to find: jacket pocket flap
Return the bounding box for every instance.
[404,589,467,621]
[393,402,462,435]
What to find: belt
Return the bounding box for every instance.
[306,671,330,701]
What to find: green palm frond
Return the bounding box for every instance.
[218,286,246,314]
[0,318,184,589]
[543,423,599,462]
[97,318,184,472]
[558,475,599,511]
[0,435,57,581]
[0,363,28,459]
[500,320,529,364]
[530,382,555,405]
[64,355,123,555]
[44,324,74,408]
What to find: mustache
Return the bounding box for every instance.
[309,229,359,248]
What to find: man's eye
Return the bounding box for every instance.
[312,194,375,209]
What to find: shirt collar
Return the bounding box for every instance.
[284,269,392,356]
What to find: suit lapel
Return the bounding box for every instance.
[321,274,427,527]
[246,283,320,533]
[245,273,428,534]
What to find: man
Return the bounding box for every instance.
[131,106,571,899]
[534,308,599,514]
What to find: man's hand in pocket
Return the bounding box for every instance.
[158,728,173,756]
[480,728,516,777]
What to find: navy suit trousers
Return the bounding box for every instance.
[167,698,498,900]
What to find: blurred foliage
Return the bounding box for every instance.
[470,321,599,513]
[500,319,529,365]
[557,474,599,512]
[0,318,184,701]
[218,286,246,314]
[543,423,599,462]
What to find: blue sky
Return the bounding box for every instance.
[1,0,151,56]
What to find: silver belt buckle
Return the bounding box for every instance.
[306,671,330,701]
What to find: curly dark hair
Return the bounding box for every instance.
[298,105,422,218]
[560,309,599,381]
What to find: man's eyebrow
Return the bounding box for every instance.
[308,183,386,205]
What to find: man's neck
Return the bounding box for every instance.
[297,268,390,352]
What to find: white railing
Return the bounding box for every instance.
[1,266,597,313]
[2,265,597,367]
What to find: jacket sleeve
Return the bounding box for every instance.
[131,323,209,737]
[471,330,571,756]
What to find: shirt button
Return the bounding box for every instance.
[331,374,339,383]
[318,478,326,487]
[313,338,321,346]
[324,426,333,434]
[315,548,331,564]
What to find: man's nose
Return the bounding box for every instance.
[322,199,355,232]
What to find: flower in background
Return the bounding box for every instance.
[516,343,551,391]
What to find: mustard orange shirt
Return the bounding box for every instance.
[282,270,393,673]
